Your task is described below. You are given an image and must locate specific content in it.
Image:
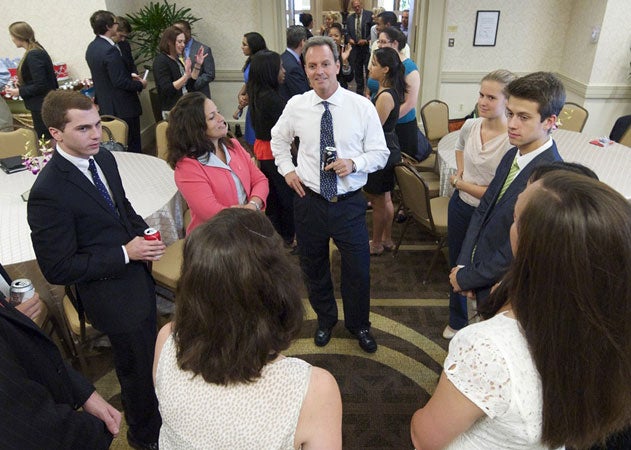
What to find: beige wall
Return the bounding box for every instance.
[435,0,631,136]
[2,0,629,138]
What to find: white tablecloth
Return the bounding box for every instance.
[0,152,184,266]
[437,129,631,199]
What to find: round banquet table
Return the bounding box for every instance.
[437,128,631,199]
[0,151,184,266]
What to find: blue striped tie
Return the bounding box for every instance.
[88,158,116,213]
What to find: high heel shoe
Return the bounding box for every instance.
[369,241,384,256]
[382,240,395,252]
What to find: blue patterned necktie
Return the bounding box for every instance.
[320,101,337,201]
[88,158,116,213]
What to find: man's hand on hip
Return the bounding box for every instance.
[285,171,305,197]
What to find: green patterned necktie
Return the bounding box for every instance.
[497,159,520,201]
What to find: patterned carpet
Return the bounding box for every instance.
[89,220,452,449]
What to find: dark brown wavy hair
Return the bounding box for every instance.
[165,92,233,168]
[489,171,631,448]
[172,208,305,384]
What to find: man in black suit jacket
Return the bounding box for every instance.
[0,263,120,450]
[28,90,165,449]
[86,10,147,153]
[347,0,373,94]
[450,72,566,308]
[173,20,216,99]
[279,25,310,102]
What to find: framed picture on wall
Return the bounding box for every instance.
[473,10,500,47]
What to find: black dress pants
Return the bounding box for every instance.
[294,189,371,332]
[121,116,142,153]
[108,313,161,443]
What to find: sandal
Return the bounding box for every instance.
[382,240,395,252]
[369,240,384,256]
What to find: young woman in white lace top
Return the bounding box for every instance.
[411,171,631,449]
[153,209,342,449]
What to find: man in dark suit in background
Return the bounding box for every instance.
[347,0,373,94]
[0,263,120,449]
[279,25,310,102]
[173,20,215,99]
[28,90,165,450]
[115,16,138,75]
[449,72,565,315]
[86,10,146,153]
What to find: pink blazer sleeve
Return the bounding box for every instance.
[174,156,237,232]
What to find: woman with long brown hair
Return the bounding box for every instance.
[152,26,206,118]
[411,171,631,449]
[7,21,57,139]
[364,47,405,255]
[154,209,342,449]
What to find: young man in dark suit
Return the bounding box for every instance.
[85,10,146,153]
[0,263,120,450]
[279,25,310,102]
[27,90,165,450]
[448,72,565,328]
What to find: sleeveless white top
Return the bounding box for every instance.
[156,334,312,449]
[443,313,564,450]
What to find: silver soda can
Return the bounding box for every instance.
[9,278,35,306]
[324,146,337,171]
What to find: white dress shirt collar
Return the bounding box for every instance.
[98,35,116,46]
[515,137,553,170]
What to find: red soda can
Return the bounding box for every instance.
[144,227,161,241]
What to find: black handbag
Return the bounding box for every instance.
[101,125,127,152]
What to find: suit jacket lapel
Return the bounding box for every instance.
[94,150,138,236]
[493,144,559,209]
[51,151,121,220]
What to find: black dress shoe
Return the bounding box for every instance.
[127,430,159,450]
[314,327,332,347]
[354,329,377,353]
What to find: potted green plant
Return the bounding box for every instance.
[126,0,200,69]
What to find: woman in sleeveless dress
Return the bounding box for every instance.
[234,32,267,146]
[412,171,631,449]
[154,209,342,449]
[364,47,406,256]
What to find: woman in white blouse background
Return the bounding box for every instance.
[443,69,516,340]
[411,171,631,449]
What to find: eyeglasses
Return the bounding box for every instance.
[377,39,392,45]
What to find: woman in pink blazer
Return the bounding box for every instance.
[166,92,268,234]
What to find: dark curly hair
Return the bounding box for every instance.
[165,92,233,169]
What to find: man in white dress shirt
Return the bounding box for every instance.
[271,36,389,353]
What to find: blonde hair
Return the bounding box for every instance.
[372,6,385,17]
[324,11,342,23]
[481,69,517,96]
[9,22,45,84]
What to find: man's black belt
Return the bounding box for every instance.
[304,186,361,203]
